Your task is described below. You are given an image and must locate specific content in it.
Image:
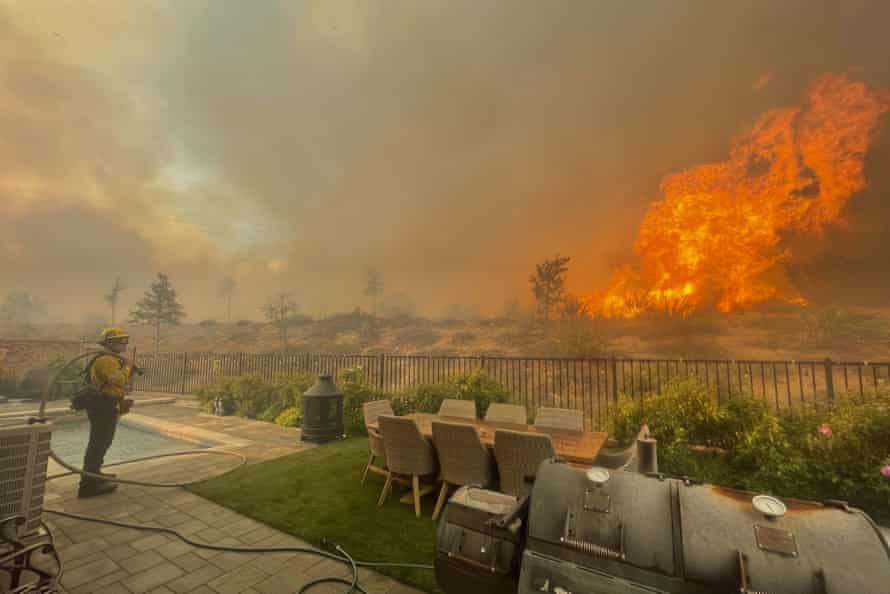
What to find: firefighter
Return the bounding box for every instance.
[78,326,135,498]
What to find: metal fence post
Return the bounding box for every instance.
[378,353,385,391]
[237,352,244,376]
[180,353,188,395]
[824,358,835,401]
[479,355,486,373]
[610,356,618,403]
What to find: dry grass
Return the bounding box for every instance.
[18,306,890,361]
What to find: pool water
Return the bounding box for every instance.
[51,418,207,466]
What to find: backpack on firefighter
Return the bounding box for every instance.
[69,352,106,411]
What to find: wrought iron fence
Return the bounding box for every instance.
[132,351,890,430]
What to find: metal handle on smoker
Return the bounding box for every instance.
[560,510,625,561]
[485,495,529,535]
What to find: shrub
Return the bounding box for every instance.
[610,377,726,448]
[410,369,509,418]
[275,406,302,427]
[608,378,890,522]
[339,365,386,436]
[194,372,315,420]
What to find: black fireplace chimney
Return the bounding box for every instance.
[300,374,344,443]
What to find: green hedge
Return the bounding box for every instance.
[408,368,510,418]
[609,378,890,523]
[194,372,315,423]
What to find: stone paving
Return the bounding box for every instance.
[28,398,425,594]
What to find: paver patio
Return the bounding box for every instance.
[19,397,426,594]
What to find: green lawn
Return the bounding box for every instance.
[187,437,441,593]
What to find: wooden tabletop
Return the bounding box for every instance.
[367,412,609,466]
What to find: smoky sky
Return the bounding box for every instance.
[2,0,890,323]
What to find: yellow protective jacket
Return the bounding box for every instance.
[89,354,133,400]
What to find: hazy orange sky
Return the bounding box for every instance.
[2,1,889,323]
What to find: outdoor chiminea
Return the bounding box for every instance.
[301,374,344,443]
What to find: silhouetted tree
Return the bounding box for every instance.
[218,275,237,324]
[104,277,126,325]
[0,291,47,336]
[261,292,298,351]
[363,269,384,316]
[529,255,571,320]
[129,273,186,354]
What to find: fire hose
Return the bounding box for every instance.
[26,351,433,593]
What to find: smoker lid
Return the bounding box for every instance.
[679,483,890,593]
[527,461,676,576]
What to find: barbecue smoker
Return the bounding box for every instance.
[436,461,890,594]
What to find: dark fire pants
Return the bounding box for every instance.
[79,401,119,490]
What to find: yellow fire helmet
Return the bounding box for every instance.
[98,326,130,344]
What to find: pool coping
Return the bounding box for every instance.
[0,396,178,421]
[123,412,253,449]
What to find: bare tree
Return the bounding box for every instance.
[363,269,384,316]
[218,276,237,324]
[529,254,571,320]
[261,292,298,351]
[104,277,126,325]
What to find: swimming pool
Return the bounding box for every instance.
[51,417,208,467]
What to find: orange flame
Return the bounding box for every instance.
[586,73,890,318]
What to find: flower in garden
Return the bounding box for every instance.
[817,424,833,437]
[881,465,890,478]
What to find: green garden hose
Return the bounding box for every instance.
[41,509,436,594]
[32,352,433,594]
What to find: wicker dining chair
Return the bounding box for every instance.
[493,430,556,498]
[438,398,476,419]
[363,399,394,427]
[361,400,395,485]
[431,421,497,520]
[534,406,584,431]
[594,424,651,471]
[377,415,440,518]
[484,403,527,425]
[362,428,387,485]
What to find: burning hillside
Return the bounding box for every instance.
[585,74,890,318]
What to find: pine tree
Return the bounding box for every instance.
[129,273,186,354]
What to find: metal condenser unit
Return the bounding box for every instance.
[0,420,52,538]
[518,460,890,594]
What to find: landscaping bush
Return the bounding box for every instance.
[608,378,890,522]
[275,406,302,427]
[610,377,727,448]
[194,372,315,420]
[410,369,509,418]
[338,365,388,435]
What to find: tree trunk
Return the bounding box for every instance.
[154,319,161,355]
[227,297,232,325]
[111,301,116,325]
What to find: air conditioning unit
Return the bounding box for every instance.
[0,420,52,538]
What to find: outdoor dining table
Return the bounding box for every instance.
[367,412,609,466]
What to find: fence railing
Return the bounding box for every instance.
[132,352,890,430]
